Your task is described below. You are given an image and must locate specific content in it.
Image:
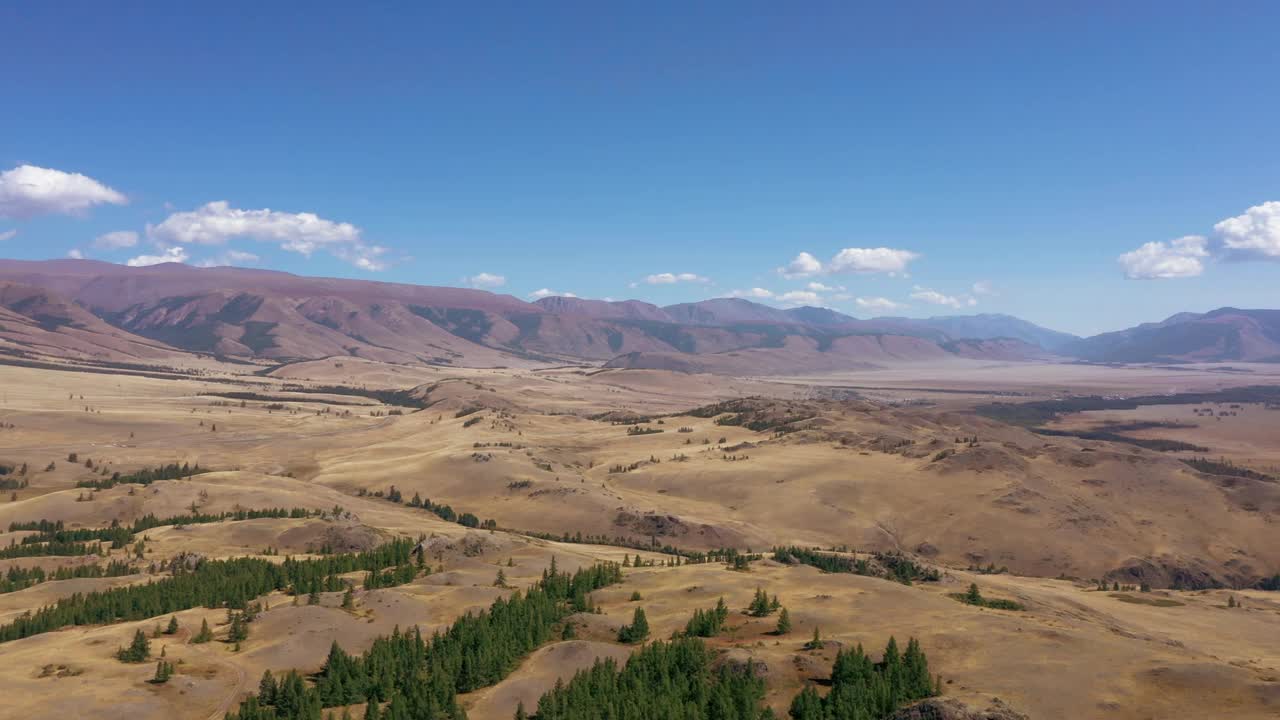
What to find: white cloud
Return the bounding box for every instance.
[1214,200,1280,259]
[0,229,17,242]
[805,281,844,292]
[971,280,996,296]
[1117,235,1208,279]
[196,249,260,268]
[148,200,386,270]
[466,272,507,289]
[910,286,977,309]
[0,165,127,219]
[67,249,85,259]
[93,230,139,249]
[640,272,709,285]
[728,288,774,299]
[855,296,907,312]
[341,247,389,272]
[829,247,919,275]
[528,288,577,299]
[126,245,189,267]
[775,290,823,306]
[777,252,824,279]
[778,247,918,279]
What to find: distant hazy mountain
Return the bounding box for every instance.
[533,296,673,323]
[662,298,797,326]
[874,313,1081,352]
[1065,308,1280,363]
[2,259,1265,372]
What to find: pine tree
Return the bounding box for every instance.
[118,628,151,662]
[495,569,507,587]
[618,607,649,643]
[228,612,249,643]
[342,586,355,610]
[805,626,822,650]
[965,583,982,605]
[151,659,173,683]
[164,616,179,635]
[192,618,212,643]
[775,607,792,635]
[259,670,277,704]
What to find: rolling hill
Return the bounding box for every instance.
[1065,308,1280,363]
[0,260,1063,371]
[1,259,1271,371]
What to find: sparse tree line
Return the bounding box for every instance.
[360,485,498,530]
[949,583,1025,611]
[225,559,624,720]
[3,507,320,561]
[1,560,133,594]
[75,461,210,490]
[771,547,940,586]
[0,538,417,643]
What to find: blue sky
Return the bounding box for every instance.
[1,2,1278,335]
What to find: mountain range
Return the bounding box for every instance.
[0,259,1274,372]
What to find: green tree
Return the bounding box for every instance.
[805,626,822,650]
[118,628,151,662]
[618,607,649,644]
[164,616,179,635]
[775,607,792,635]
[965,583,982,605]
[192,618,212,643]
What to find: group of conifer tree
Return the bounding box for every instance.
[0,539,417,643]
[225,559,623,720]
[524,637,768,720]
[789,637,936,720]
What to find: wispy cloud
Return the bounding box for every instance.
[855,296,907,312]
[909,286,977,309]
[196,249,260,268]
[727,287,774,299]
[127,245,189,267]
[93,230,139,249]
[632,272,710,287]
[528,288,577,299]
[465,272,507,289]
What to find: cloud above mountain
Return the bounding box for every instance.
[778,247,918,279]
[1118,201,1280,279]
[1118,236,1208,279]
[147,200,387,270]
[0,164,127,219]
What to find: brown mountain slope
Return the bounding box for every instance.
[0,259,1063,370]
[0,282,184,361]
[1065,308,1280,363]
